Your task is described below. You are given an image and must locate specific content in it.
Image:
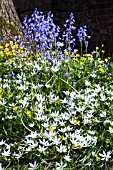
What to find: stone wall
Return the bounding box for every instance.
[13,0,113,53]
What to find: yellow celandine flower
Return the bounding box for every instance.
[64,51,69,55]
[17,49,21,53]
[20,49,24,53]
[74,58,79,61]
[13,107,17,111]
[41,55,45,60]
[101,50,105,53]
[0,51,3,56]
[98,58,101,61]
[12,44,18,49]
[59,61,62,64]
[58,99,62,102]
[70,54,73,58]
[62,136,67,141]
[6,51,12,56]
[87,53,91,57]
[88,57,94,61]
[12,49,16,53]
[4,48,9,52]
[74,116,78,120]
[50,126,55,132]
[81,57,86,61]
[5,43,9,48]
[9,59,13,64]
[104,58,108,62]
[106,77,110,80]
[75,143,82,149]
[76,54,80,57]
[26,111,31,118]
[99,67,105,73]
[96,46,99,50]
[76,120,80,126]
[0,46,3,50]
[28,57,32,62]
[80,61,84,65]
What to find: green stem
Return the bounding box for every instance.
[20,116,34,133]
[58,77,78,93]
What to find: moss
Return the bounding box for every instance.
[0,16,19,37]
[0,16,6,29]
[7,23,19,36]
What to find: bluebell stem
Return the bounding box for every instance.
[77,26,91,54]
[61,13,76,52]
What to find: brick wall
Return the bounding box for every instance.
[14,0,113,53]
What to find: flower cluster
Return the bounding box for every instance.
[0,9,113,170]
[23,9,60,52]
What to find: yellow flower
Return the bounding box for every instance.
[64,51,69,55]
[12,49,16,53]
[14,44,19,49]
[6,51,12,56]
[87,53,91,57]
[0,46,3,50]
[13,107,17,111]
[50,126,55,132]
[80,61,84,65]
[74,58,79,61]
[4,48,9,52]
[5,43,9,48]
[36,53,40,58]
[76,120,80,126]
[76,54,80,57]
[74,117,80,125]
[108,57,111,60]
[58,99,62,102]
[12,44,18,49]
[96,46,99,50]
[81,57,86,61]
[75,143,82,149]
[20,49,24,53]
[98,58,101,61]
[99,67,105,73]
[0,51,4,56]
[101,50,105,53]
[88,57,94,61]
[104,58,108,62]
[74,116,78,120]
[62,136,67,141]
[9,59,13,64]
[26,111,31,118]
[106,77,110,80]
